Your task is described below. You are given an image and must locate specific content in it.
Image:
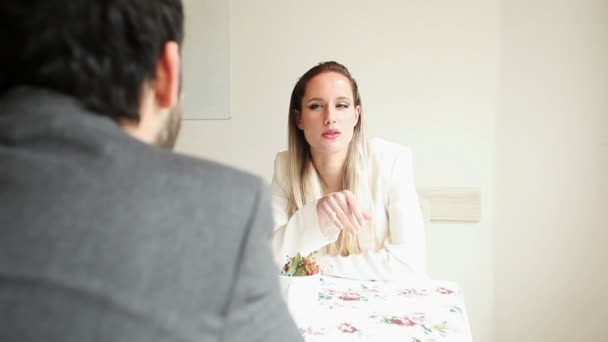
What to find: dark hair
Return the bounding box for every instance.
[0,0,184,121]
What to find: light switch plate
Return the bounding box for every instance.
[417,188,481,222]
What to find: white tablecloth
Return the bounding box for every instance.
[290,275,473,342]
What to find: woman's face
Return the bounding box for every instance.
[297,72,361,156]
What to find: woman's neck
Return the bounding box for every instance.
[311,149,348,193]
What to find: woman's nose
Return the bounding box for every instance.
[324,107,336,125]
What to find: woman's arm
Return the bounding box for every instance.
[270,154,340,265]
[315,147,426,280]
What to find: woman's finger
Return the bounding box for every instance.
[342,190,366,226]
[321,201,342,229]
[327,196,358,235]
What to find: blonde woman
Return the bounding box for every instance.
[272,61,426,281]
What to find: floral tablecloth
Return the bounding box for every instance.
[291,276,473,342]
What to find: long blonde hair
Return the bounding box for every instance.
[286,61,373,256]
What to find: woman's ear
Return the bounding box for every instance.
[295,110,303,130]
[355,105,361,125]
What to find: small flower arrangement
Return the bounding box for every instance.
[281,252,320,276]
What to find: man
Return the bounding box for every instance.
[0,1,302,341]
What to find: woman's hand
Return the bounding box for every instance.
[316,190,371,235]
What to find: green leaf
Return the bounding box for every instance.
[286,262,297,276]
[285,253,299,276]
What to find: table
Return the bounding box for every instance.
[290,276,473,342]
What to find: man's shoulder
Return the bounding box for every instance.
[162,150,260,183]
[155,149,263,191]
[142,148,265,203]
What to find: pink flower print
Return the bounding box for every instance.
[389,316,417,326]
[300,326,325,336]
[339,292,362,301]
[410,313,426,324]
[360,284,379,293]
[437,287,454,295]
[399,288,428,297]
[338,322,359,333]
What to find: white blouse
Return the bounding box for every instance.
[271,138,426,280]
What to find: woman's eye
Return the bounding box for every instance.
[337,103,350,108]
[308,104,322,110]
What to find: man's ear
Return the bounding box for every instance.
[154,41,180,109]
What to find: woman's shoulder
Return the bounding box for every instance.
[367,138,413,163]
[274,150,289,166]
[272,150,290,184]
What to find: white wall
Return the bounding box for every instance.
[177,1,499,341]
[496,1,608,341]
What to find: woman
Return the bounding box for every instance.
[272,61,426,280]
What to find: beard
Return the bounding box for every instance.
[154,101,183,150]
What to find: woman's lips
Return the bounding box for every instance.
[322,129,341,139]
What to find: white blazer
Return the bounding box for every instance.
[271,138,426,280]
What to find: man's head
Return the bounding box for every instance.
[0,0,184,148]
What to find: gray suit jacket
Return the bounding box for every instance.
[0,88,303,342]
